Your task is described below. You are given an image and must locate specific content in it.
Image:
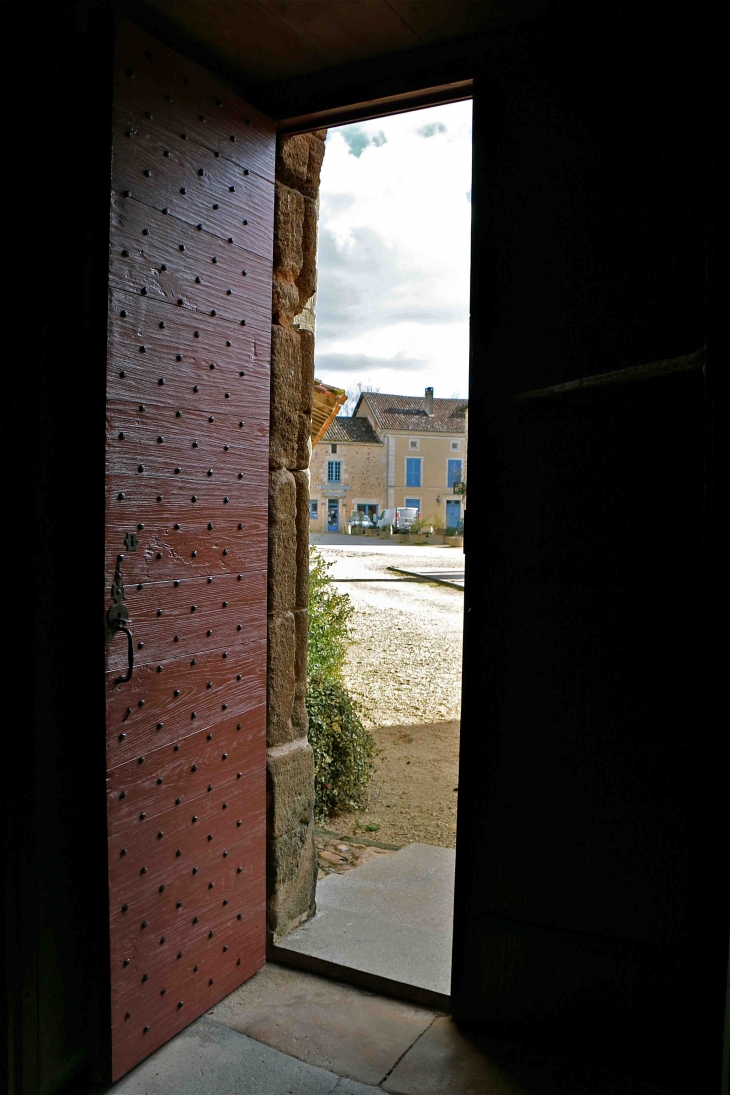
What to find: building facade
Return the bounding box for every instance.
[354,387,467,530]
[308,415,385,532]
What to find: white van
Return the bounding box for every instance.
[377,507,419,531]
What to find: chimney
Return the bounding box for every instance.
[424,387,434,416]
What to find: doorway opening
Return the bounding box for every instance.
[327,498,340,531]
[278,99,472,1007]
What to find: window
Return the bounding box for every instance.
[447,459,463,489]
[327,461,341,482]
[309,500,318,519]
[405,498,421,512]
[409,438,420,450]
[405,457,421,487]
[450,439,461,452]
[331,444,338,454]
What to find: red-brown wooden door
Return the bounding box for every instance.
[104,20,273,1080]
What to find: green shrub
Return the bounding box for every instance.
[307,547,352,681]
[306,547,376,822]
[307,676,376,821]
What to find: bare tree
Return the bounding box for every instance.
[339,380,380,417]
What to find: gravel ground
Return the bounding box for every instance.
[309,534,464,848]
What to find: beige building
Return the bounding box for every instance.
[354,388,467,530]
[309,416,385,532]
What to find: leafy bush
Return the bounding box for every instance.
[306,547,376,821]
[307,677,376,820]
[307,547,352,681]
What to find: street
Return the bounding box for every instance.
[309,534,465,847]
[310,534,465,729]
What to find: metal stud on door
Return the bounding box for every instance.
[105,20,273,1080]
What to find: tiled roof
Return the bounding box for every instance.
[324,417,382,444]
[356,392,467,433]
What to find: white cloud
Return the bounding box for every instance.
[313,100,472,403]
[316,351,424,373]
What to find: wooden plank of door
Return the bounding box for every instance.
[105,18,273,1080]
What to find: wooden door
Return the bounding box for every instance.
[104,20,273,1080]
[452,10,722,1090]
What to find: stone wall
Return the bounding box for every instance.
[266,130,326,942]
[309,440,387,533]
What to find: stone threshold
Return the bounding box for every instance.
[267,942,451,1012]
[270,843,455,1015]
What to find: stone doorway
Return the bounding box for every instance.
[267,115,469,1008]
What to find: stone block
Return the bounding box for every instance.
[293,607,309,684]
[301,135,326,200]
[273,182,304,279]
[272,275,300,327]
[267,610,296,746]
[293,471,310,609]
[292,610,309,740]
[295,412,312,472]
[267,822,317,937]
[268,468,297,613]
[296,196,318,306]
[267,742,316,840]
[276,133,310,189]
[277,133,326,200]
[299,328,315,414]
[269,325,302,469]
[291,680,308,740]
[266,746,317,935]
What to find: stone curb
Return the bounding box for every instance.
[386,566,465,591]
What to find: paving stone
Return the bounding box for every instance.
[207,961,437,1088]
[108,1015,382,1095]
[383,1017,530,1095]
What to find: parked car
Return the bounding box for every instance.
[377,507,420,532]
[347,512,373,529]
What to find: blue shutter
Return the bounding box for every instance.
[447,459,463,488]
[406,458,421,487]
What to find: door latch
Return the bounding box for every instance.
[107,554,134,685]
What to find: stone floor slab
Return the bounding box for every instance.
[382,1016,657,1095]
[107,1015,383,1095]
[382,1017,531,1095]
[207,962,437,1087]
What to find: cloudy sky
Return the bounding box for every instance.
[313,100,473,407]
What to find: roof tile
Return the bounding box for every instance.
[324,417,382,444]
[357,393,467,433]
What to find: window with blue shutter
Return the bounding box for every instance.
[327,461,341,482]
[447,459,463,488]
[406,457,421,487]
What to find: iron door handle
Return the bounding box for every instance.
[114,625,134,685]
[108,554,134,685]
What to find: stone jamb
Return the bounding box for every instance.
[266,131,327,942]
